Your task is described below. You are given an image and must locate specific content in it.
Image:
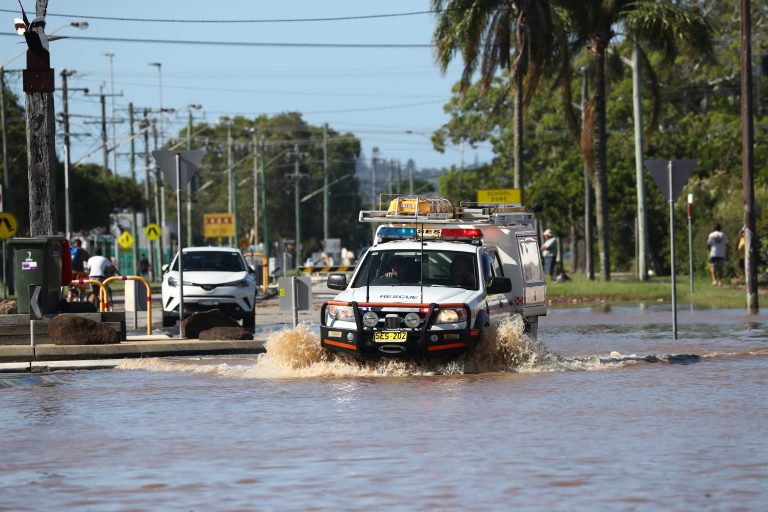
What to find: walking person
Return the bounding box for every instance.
[706,223,729,286]
[541,229,558,279]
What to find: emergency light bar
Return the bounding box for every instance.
[376,226,483,242]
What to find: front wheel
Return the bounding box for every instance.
[162,311,177,327]
[242,310,255,329]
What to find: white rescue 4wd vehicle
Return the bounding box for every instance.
[320,196,547,359]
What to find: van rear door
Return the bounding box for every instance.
[516,234,547,316]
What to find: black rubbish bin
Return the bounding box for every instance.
[8,236,63,314]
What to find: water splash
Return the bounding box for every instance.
[117,315,712,377]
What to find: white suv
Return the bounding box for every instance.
[161,247,258,328]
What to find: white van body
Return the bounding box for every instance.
[320,198,547,359]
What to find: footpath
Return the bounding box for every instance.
[0,290,329,372]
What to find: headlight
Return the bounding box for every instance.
[362,311,379,327]
[327,305,355,323]
[404,312,421,328]
[435,308,467,325]
[221,279,251,288]
[167,276,177,287]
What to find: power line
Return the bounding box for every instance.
[0,8,445,24]
[0,32,433,48]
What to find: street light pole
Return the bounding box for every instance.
[186,104,201,246]
[294,143,301,269]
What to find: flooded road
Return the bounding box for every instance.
[2,305,767,510]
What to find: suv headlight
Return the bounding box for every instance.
[167,276,178,287]
[327,305,355,323]
[223,279,251,288]
[435,308,467,325]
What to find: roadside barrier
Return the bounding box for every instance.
[102,275,153,336]
[243,252,269,293]
[69,278,108,312]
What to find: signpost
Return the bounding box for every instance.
[645,159,696,339]
[152,150,205,331]
[29,284,42,359]
[477,188,521,204]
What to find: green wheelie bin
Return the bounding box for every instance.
[8,236,63,315]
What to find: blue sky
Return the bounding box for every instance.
[1,0,495,177]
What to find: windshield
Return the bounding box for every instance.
[171,251,246,272]
[352,249,478,290]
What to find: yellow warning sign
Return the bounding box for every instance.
[0,212,18,239]
[118,230,135,249]
[204,213,235,238]
[145,223,161,241]
[477,188,521,204]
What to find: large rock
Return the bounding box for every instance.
[48,315,120,345]
[181,309,240,339]
[199,326,254,341]
[0,300,17,315]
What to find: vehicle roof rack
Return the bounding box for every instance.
[359,195,536,228]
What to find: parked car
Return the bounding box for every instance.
[161,247,258,328]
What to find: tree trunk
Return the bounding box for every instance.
[513,69,523,197]
[593,47,611,281]
[25,92,56,235]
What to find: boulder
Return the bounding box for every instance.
[0,299,17,315]
[48,315,120,345]
[199,326,254,341]
[181,309,240,339]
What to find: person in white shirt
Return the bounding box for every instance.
[706,223,729,286]
[85,248,115,294]
[540,229,558,279]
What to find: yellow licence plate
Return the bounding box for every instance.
[374,331,408,342]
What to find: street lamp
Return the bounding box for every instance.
[218,117,236,246]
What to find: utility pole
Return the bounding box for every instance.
[141,109,155,281]
[60,69,73,239]
[226,122,234,247]
[252,131,259,248]
[100,85,108,174]
[129,102,138,275]
[740,0,759,313]
[186,108,193,246]
[396,160,401,194]
[408,160,414,194]
[260,138,268,258]
[86,86,122,175]
[103,53,118,174]
[0,68,10,217]
[294,143,301,269]
[582,67,594,280]
[388,159,394,195]
[632,41,649,281]
[323,123,329,244]
[371,147,378,208]
[152,119,165,265]
[22,9,57,235]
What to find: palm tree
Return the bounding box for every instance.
[432,0,553,199]
[555,0,712,280]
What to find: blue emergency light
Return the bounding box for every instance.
[378,227,418,239]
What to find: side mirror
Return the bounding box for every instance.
[161,264,169,274]
[486,276,512,295]
[248,264,256,273]
[327,273,348,291]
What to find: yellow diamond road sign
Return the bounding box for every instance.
[0,212,18,239]
[118,230,135,249]
[145,223,161,241]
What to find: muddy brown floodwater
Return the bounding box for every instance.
[2,305,767,510]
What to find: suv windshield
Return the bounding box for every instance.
[172,251,246,272]
[352,250,477,290]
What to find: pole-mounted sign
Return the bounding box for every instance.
[644,159,696,340]
[152,150,205,331]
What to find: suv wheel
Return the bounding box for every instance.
[162,311,177,327]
